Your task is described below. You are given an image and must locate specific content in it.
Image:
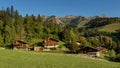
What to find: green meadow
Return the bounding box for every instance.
[0,49,120,68]
[98,23,120,32]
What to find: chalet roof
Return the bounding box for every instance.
[14,40,28,44]
[80,46,99,52]
[43,38,59,46]
[47,38,59,42]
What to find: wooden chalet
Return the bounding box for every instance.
[78,46,100,57]
[12,40,28,50]
[43,38,59,48]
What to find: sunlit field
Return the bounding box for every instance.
[0,49,120,68]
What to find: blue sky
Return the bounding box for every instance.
[0,0,120,17]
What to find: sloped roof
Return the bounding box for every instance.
[14,40,28,44]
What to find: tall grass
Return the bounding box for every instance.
[0,49,120,68]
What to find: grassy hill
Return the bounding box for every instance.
[0,48,120,68]
[98,23,120,32]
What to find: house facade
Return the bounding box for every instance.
[43,38,59,48]
[12,40,28,50]
[78,46,100,57]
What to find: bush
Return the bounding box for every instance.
[108,49,116,61]
[108,50,120,62]
[115,54,120,62]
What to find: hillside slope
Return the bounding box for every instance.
[0,49,120,68]
[98,23,120,32]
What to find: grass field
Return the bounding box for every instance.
[0,48,120,68]
[98,23,120,32]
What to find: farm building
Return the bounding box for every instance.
[43,38,59,48]
[77,46,108,57]
[12,40,28,50]
[78,46,100,57]
[34,46,42,51]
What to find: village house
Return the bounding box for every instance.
[43,38,59,48]
[78,46,100,57]
[12,40,28,50]
[77,46,108,57]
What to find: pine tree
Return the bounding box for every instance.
[6,7,10,15]
[11,5,14,18]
